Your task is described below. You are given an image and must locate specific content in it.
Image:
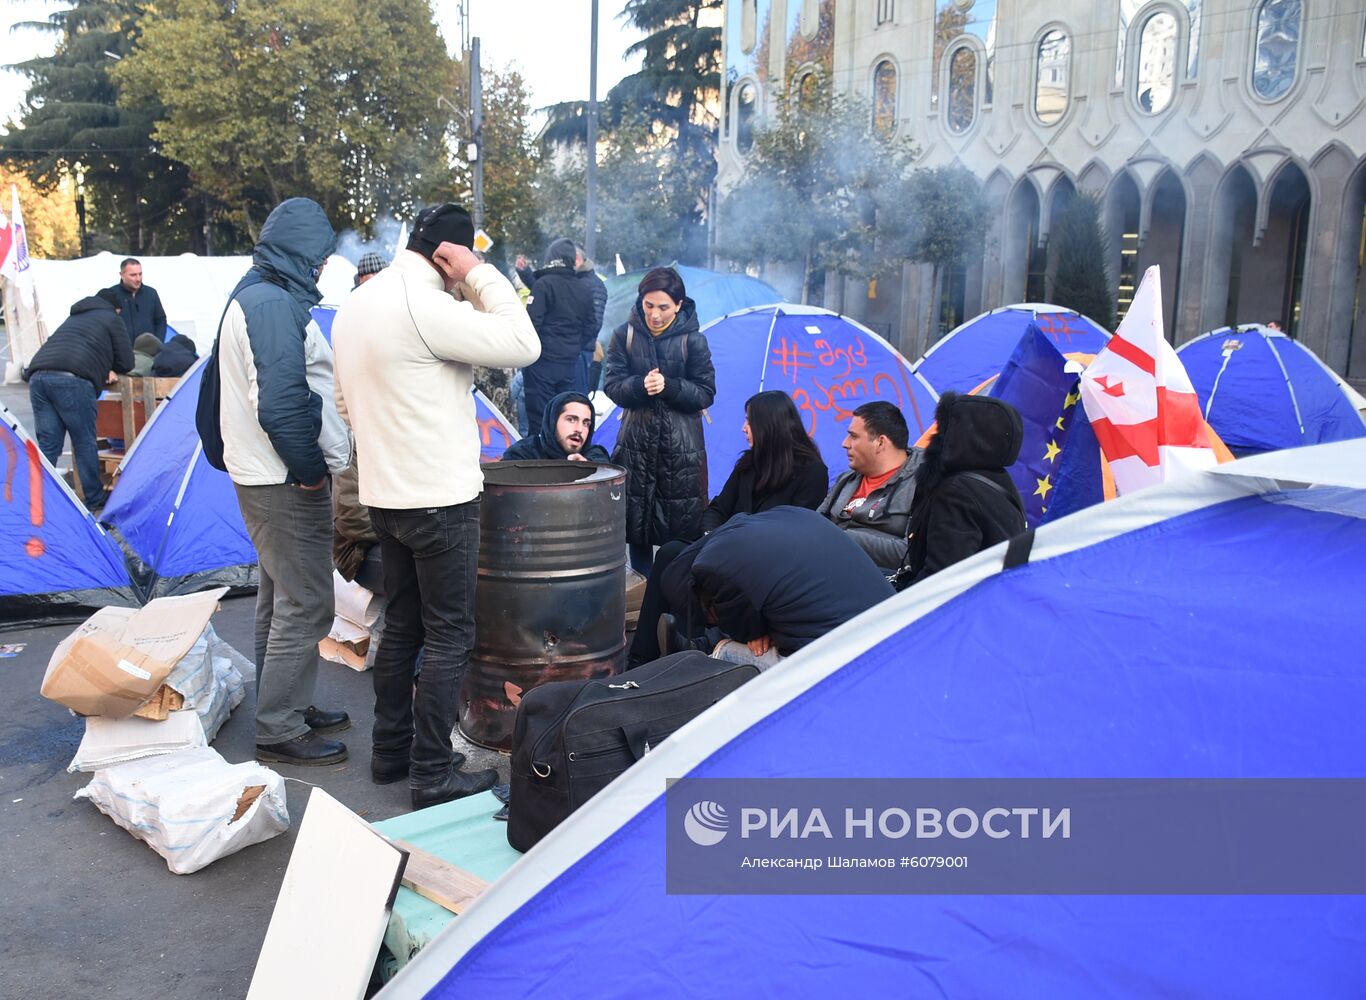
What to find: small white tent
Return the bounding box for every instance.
[3,251,356,383]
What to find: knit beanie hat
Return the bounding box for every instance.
[353,251,388,287]
[407,204,475,260]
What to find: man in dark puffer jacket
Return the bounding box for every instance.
[523,238,598,425]
[902,392,1026,585]
[25,294,134,510]
[502,390,610,463]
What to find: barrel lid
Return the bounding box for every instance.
[484,460,626,488]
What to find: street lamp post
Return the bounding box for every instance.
[585,0,599,260]
[470,35,484,237]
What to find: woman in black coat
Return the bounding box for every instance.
[627,389,830,668]
[604,267,716,573]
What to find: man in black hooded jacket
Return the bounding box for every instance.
[522,238,597,424]
[502,390,609,463]
[25,294,134,510]
[901,392,1026,585]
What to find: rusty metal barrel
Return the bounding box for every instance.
[458,460,627,750]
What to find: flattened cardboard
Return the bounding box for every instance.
[41,588,228,718]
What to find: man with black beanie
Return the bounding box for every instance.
[333,203,540,811]
[522,237,597,424]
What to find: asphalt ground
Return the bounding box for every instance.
[0,590,511,999]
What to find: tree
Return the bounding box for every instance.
[1050,194,1116,332]
[0,165,80,258]
[114,0,456,238]
[0,1,198,254]
[719,94,919,301]
[890,165,990,352]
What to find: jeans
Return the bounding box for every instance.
[29,372,106,508]
[370,499,480,789]
[712,638,783,672]
[234,481,335,743]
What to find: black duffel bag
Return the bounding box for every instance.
[508,650,758,852]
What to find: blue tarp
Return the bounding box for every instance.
[1178,325,1366,453]
[397,472,1366,998]
[593,305,937,489]
[914,304,1109,395]
[596,266,779,346]
[0,405,137,624]
[101,357,256,599]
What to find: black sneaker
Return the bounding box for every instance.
[303,705,351,734]
[256,731,348,766]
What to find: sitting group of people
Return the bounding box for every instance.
[498,358,1029,674]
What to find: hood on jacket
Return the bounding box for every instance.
[70,295,116,316]
[538,390,597,458]
[166,333,198,354]
[253,198,337,310]
[628,296,700,339]
[917,392,1023,488]
[133,333,163,355]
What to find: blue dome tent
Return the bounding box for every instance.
[101,357,257,599]
[1177,324,1366,454]
[596,266,780,346]
[0,403,138,625]
[914,304,1109,395]
[593,304,938,490]
[382,440,1366,999]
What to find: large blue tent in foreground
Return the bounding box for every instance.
[594,304,937,489]
[384,440,1366,999]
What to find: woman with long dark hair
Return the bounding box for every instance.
[627,390,829,668]
[604,267,716,574]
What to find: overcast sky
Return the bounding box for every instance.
[0,1,644,129]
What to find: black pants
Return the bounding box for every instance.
[370,500,480,789]
[627,539,709,667]
[523,358,578,432]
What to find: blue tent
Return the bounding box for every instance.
[596,266,779,346]
[0,404,138,625]
[593,304,937,490]
[384,441,1366,998]
[914,304,1109,395]
[310,305,337,344]
[101,357,257,599]
[1177,325,1366,454]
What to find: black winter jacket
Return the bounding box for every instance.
[102,282,167,348]
[151,334,199,377]
[904,393,1026,584]
[527,263,598,365]
[26,296,133,389]
[666,506,894,655]
[604,300,716,547]
[701,454,829,534]
[579,267,608,338]
[502,390,610,462]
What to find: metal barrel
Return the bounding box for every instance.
[458,460,627,751]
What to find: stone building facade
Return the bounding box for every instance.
[716,0,1366,376]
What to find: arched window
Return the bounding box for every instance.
[1035,29,1070,124]
[873,60,898,138]
[1135,11,1178,114]
[736,82,758,154]
[946,46,977,133]
[1251,0,1301,101]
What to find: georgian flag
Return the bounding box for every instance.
[1079,266,1221,495]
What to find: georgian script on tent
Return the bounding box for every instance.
[770,332,929,438]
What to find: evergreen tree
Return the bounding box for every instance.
[1,1,198,254]
[1050,194,1116,332]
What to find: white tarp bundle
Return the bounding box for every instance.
[3,250,356,382]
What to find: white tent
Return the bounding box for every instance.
[3,251,356,383]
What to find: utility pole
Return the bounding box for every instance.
[585,0,599,259]
[471,35,484,237]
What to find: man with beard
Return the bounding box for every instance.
[502,392,609,463]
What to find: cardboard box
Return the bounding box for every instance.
[41,588,228,718]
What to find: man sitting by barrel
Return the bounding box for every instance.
[659,506,894,671]
[502,391,609,463]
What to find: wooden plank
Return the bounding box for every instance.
[390,838,490,916]
[119,376,137,446]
